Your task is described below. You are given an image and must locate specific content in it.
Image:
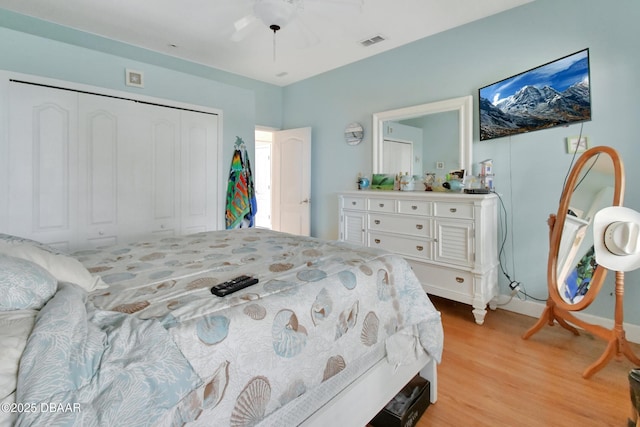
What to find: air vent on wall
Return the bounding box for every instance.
[359,35,386,47]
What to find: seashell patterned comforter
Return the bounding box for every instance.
[23,228,444,426]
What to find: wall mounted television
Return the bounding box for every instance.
[479,48,591,141]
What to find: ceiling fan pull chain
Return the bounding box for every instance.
[273,30,276,61]
[269,24,280,62]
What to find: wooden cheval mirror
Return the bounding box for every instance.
[522,145,640,378]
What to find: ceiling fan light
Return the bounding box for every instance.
[254,0,300,28]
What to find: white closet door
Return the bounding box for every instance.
[7,82,79,251]
[4,78,221,251]
[148,104,181,237]
[78,94,121,247]
[180,110,219,235]
[79,95,182,245]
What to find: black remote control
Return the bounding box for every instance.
[211,276,259,297]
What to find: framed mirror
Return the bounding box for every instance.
[372,95,473,177]
[548,145,625,311]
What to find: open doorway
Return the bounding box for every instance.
[254,129,273,229]
[253,127,312,236]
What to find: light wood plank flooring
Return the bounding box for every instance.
[414,296,639,427]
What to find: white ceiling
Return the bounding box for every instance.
[0,0,533,86]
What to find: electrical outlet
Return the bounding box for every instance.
[509,281,520,295]
[436,161,444,169]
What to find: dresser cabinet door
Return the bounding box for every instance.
[341,210,366,245]
[433,219,474,267]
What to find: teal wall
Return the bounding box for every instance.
[281,0,640,323]
[1,0,640,325]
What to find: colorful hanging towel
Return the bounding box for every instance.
[225,137,257,229]
[244,150,258,227]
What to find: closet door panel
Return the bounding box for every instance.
[8,83,78,250]
[79,105,119,247]
[79,95,132,247]
[180,110,219,234]
[149,106,180,236]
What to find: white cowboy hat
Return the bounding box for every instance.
[593,206,640,271]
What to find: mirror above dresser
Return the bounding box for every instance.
[372,95,473,177]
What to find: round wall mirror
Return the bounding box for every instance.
[548,146,625,311]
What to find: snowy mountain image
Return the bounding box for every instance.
[479,50,590,141]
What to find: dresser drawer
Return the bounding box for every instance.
[369,213,430,237]
[433,202,474,219]
[398,199,432,216]
[368,198,395,213]
[342,196,365,210]
[409,261,474,299]
[368,232,432,260]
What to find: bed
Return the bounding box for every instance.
[0,228,443,426]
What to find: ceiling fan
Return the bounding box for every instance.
[230,0,364,48]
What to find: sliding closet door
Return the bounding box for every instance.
[149,104,181,237]
[78,94,123,247]
[79,95,182,245]
[7,82,79,251]
[180,110,219,235]
[4,78,221,251]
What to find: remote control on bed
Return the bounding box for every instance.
[211,275,259,297]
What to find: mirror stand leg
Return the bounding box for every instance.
[582,271,640,378]
[522,298,579,340]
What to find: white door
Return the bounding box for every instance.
[254,141,272,229]
[7,82,79,251]
[272,127,311,236]
[180,110,220,235]
[383,139,413,175]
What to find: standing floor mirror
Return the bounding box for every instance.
[523,145,640,378]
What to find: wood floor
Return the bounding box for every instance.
[414,296,639,427]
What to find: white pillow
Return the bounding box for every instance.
[0,309,37,399]
[0,255,57,311]
[0,309,37,427]
[0,233,62,254]
[0,244,107,292]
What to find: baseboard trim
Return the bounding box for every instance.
[494,293,640,344]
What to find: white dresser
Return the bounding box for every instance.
[338,190,499,324]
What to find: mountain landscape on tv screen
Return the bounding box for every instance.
[479,55,591,141]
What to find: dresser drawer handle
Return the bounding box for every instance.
[450,208,457,213]
[455,277,464,283]
[374,239,381,244]
[416,224,423,230]
[411,205,418,210]
[379,203,385,208]
[416,245,424,251]
[351,201,357,205]
[374,219,381,225]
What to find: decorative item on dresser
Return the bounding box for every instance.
[338,190,499,325]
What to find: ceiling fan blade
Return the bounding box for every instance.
[230,13,259,42]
